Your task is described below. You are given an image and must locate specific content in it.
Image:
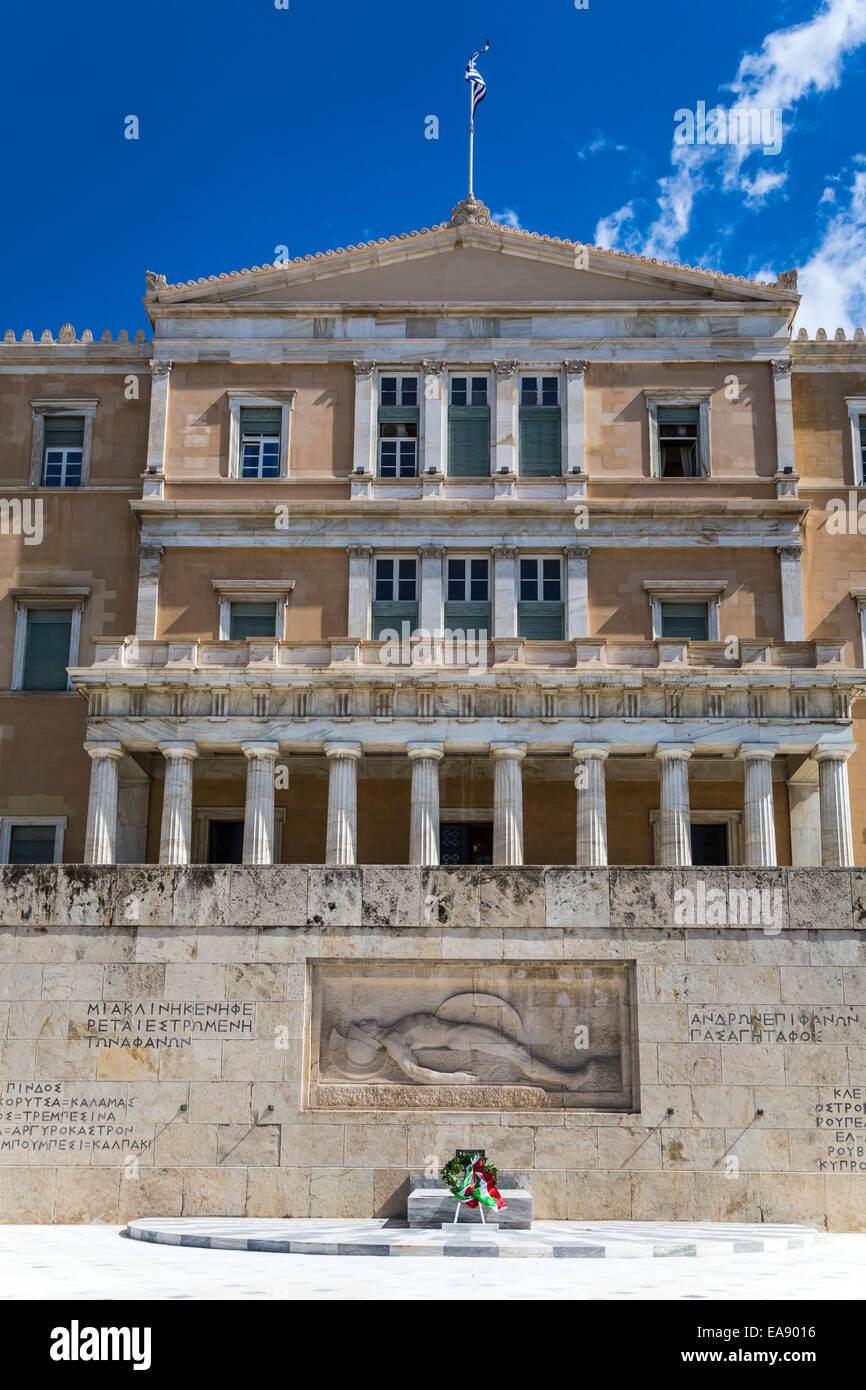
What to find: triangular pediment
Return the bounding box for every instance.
[145,206,797,315]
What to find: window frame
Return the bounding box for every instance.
[379,375,419,408]
[30,400,98,487]
[643,580,726,641]
[446,554,490,604]
[377,372,421,479]
[227,393,295,480]
[644,389,712,479]
[520,375,561,408]
[449,374,490,408]
[845,397,866,486]
[10,588,89,691]
[0,816,66,865]
[519,555,563,604]
[212,581,295,640]
[374,555,418,603]
[649,810,742,866]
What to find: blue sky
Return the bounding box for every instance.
[2,0,865,337]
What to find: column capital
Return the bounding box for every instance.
[655,743,694,761]
[813,744,854,763]
[149,359,173,378]
[353,360,376,378]
[737,743,777,762]
[772,358,794,377]
[493,359,519,378]
[490,742,527,760]
[241,742,280,762]
[777,544,803,561]
[572,744,609,761]
[407,742,444,761]
[564,545,592,560]
[346,545,373,560]
[419,545,445,560]
[324,741,362,761]
[492,545,518,560]
[421,359,446,376]
[138,544,164,561]
[84,742,124,762]
[564,359,588,377]
[159,742,198,762]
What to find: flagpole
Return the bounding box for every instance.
[468,85,475,200]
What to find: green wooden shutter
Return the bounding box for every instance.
[517,602,564,639]
[659,602,709,640]
[229,603,277,639]
[448,407,490,477]
[43,416,85,448]
[444,601,491,638]
[23,610,72,689]
[371,600,419,640]
[239,406,282,435]
[378,406,420,425]
[656,406,699,428]
[518,407,561,476]
[9,825,56,863]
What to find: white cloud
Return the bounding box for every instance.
[594,203,641,252]
[820,185,837,203]
[576,133,627,161]
[797,164,866,333]
[738,167,789,207]
[492,208,522,229]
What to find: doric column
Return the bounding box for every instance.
[492,545,518,638]
[135,544,164,640]
[772,359,795,475]
[815,746,855,867]
[492,743,526,865]
[493,360,519,475]
[564,545,591,640]
[325,742,362,865]
[422,361,447,474]
[352,361,376,474]
[572,744,609,865]
[564,359,588,477]
[737,745,778,867]
[145,361,172,486]
[777,545,805,642]
[408,743,443,865]
[84,743,124,865]
[346,545,373,639]
[419,545,445,638]
[655,744,694,866]
[158,743,198,866]
[241,742,279,865]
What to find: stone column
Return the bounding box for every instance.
[419,545,445,638]
[84,743,124,865]
[135,545,164,640]
[493,360,518,475]
[815,746,855,867]
[145,360,172,488]
[564,359,588,476]
[408,743,443,865]
[492,743,526,865]
[777,545,805,642]
[492,545,518,638]
[422,360,447,474]
[346,545,373,639]
[325,742,362,865]
[655,745,693,866]
[772,359,795,475]
[737,745,777,867]
[565,545,591,639]
[573,744,609,865]
[241,742,279,865]
[352,361,376,474]
[158,743,198,866]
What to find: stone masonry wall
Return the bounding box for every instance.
[0,865,864,1230]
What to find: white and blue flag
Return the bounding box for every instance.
[466,43,490,121]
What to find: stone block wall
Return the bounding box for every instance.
[0,865,864,1230]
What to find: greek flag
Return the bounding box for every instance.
[466,42,490,120]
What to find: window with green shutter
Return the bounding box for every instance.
[517,557,564,639]
[518,379,561,476]
[660,601,709,640]
[23,609,72,690]
[448,377,490,477]
[445,557,490,637]
[239,406,282,478]
[9,824,57,864]
[378,378,420,477]
[229,602,277,640]
[372,557,418,639]
[42,416,84,487]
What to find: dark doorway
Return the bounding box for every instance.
[690,823,728,866]
[440,822,494,865]
[208,819,245,864]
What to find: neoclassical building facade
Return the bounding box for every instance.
[2,197,866,872]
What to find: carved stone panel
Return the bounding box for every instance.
[307,960,636,1111]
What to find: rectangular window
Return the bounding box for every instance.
[517,558,564,639]
[657,406,700,477]
[445,557,490,637]
[448,376,490,478]
[660,601,709,640]
[42,416,84,487]
[372,557,418,639]
[860,415,866,482]
[229,602,278,640]
[9,824,57,864]
[519,377,561,476]
[690,823,728,866]
[239,406,282,479]
[23,609,72,690]
[378,377,420,478]
[380,377,418,407]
